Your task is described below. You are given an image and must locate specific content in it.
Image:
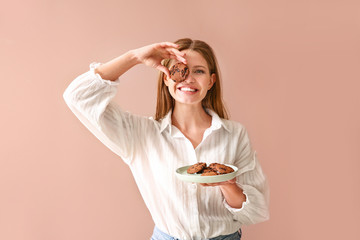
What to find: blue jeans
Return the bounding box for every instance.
[151,226,242,240]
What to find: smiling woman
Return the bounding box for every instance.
[63,38,269,240]
[156,38,228,122]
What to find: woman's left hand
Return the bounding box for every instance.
[200,177,247,209]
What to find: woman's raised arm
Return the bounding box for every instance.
[95,42,186,81]
[63,42,186,164]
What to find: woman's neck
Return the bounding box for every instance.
[171,103,212,132]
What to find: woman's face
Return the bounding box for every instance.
[164,49,216,107]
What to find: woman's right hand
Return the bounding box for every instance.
[132,42,187,79]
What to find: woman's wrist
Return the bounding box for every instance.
[127,49,142,65]
[94,50,141,81]
[220,183,246,209]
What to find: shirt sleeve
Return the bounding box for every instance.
[63,62,148,165]
[223,127,270,225]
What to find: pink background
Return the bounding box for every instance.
[1,1,359,239]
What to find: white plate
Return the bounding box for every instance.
[175,164,238,183]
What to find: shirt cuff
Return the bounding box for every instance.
[89,62,121,85]
[223,191,249,213]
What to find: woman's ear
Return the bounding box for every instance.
[209,73,216,89]
[163,73,170,87]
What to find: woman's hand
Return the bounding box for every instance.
[200,177,247,209]
[132,42,187,79]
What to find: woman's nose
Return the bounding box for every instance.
[183,72,195,83]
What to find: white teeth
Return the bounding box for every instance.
[180,87,196,92]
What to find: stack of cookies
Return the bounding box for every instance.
[187,162,234,176]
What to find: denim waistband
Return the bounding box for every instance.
[151,226,242,240]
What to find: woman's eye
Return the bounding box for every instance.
[194,69,205,74]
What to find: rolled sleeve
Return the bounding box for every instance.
[223,191,249,212]
[225,127,270,225]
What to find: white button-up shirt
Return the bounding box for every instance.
[63,62,270,240]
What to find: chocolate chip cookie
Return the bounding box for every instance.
[213,164,234,174]
[201,171,218,176]
[169,62,189,82]
[187,162,206,174]
[209,163,220,171]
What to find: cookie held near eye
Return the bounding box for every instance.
[169,62,189,82]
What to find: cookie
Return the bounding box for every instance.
[201,167,214,174]
[169,62,189,82]
[187,162,206,174]
[201,171,218,176]
[214,164,234,174]
[209,163,220,171]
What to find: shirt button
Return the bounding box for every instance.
[191,183,197,189]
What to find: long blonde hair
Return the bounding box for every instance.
[155,38,229,120]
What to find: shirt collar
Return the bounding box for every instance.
[159,109,173,133]
[159,108,230,134]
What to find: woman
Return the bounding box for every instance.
[63,38,270,240]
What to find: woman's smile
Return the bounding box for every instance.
[176,85,199,95]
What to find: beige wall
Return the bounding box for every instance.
[1,0,359,239]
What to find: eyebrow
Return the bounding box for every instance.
[192,65,206,69]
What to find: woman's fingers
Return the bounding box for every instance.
[137,42,186,75]
[167,47,184,56]
[153,42,186,64]
[159,42,179,49]
[228,178,237,184]
[166,48,187,64]
[168,48,186,58]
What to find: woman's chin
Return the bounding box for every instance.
[174,98,202,106]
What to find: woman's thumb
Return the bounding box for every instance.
[157,65,170,80]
